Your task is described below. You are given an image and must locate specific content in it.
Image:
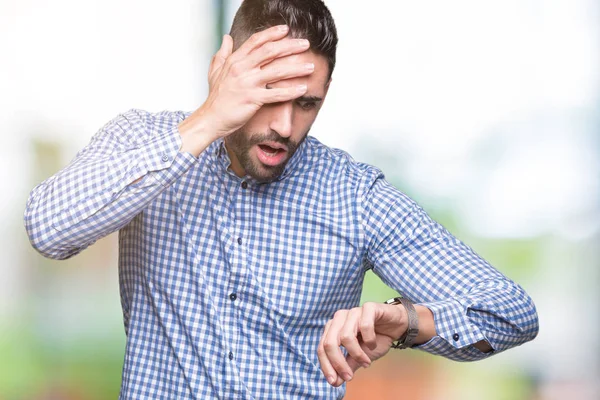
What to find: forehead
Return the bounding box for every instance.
[266,50,330,94]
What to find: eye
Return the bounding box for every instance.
[297,101,317,111]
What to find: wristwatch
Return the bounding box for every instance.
[384,297,419,349]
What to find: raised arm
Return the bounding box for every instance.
[317,172,539,387]
[24,25,316,260]
[361,175,539,360]
[23,109,198,259]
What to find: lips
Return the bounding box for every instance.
[255,142,288,167]
[258,141,288,152]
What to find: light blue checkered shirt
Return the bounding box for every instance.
[25,109,538,399]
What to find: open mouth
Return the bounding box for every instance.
[255,143,288,166]
[258,144,285,156]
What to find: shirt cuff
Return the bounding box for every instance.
[412,298,494,361]
[120,124,195,189]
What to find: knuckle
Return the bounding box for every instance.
[323,341,337,352]
[333,310,346,319]
[359,321,372,331]
[340,333,355,343]
[363,301,376,310]
[264,42,277,56]
[248,33,260,45]
[229,62,242,76]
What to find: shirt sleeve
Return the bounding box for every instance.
[360,172,539,361]
[24,109,198,260]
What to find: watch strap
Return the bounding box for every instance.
[385,297,419,349]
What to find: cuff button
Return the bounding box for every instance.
[452,333,460,341]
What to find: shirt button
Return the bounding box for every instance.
[452,333,460,341]
[161,153,170,163]
[228,351,234,360]
[241,181,248,189]
[229,293,237,301]
[237,237,242,245]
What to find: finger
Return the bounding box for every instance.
[330,338,360,387]
[317,320,338,385]
[339,308,371,369]
[346,350,365,373]
[257,84,307,105]
[258,61,315,86]
[234,25,291,59]
[245,37,311,69]
[323,310,354,382]
[359,302,378,351]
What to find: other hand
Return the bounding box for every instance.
[317,302,408,387]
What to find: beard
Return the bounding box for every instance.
[224,128,308,183]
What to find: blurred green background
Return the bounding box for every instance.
[1,0,598,399]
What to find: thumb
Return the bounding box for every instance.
[221,34,233,58]
[214,34,233,65]
[209,35,233,85]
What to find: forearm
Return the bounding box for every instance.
[24,110,208,259]
[178,105,220,157]
[412,277,537,361]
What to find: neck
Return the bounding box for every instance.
[224,141,246,178]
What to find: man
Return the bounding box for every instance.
[24,0,539,398]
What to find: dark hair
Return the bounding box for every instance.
[230,0,338,79]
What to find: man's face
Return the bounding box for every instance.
[225,50,331,183]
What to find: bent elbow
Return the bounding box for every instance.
[24,205,77,261]
[520,293,540,344]
[25,225,74,260]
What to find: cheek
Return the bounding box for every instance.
[292,113,317,139]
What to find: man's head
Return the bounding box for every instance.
[224,0,338,183]
[230,0,338,80]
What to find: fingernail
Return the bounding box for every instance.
[327,375,336,385]
[296,84,307,93]
[362,362,370,369]
[298,39,310,47]
[305,63,314,71]
[343,373,353,381]
[278,25,289,32]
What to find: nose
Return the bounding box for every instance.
[268,101,294,138]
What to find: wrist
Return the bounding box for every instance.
[178,108,220,157]
[385,297,419,349]
[413,305,436,345]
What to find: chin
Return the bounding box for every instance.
[248,162,285,183]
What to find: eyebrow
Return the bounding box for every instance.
[297,95,323,102]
